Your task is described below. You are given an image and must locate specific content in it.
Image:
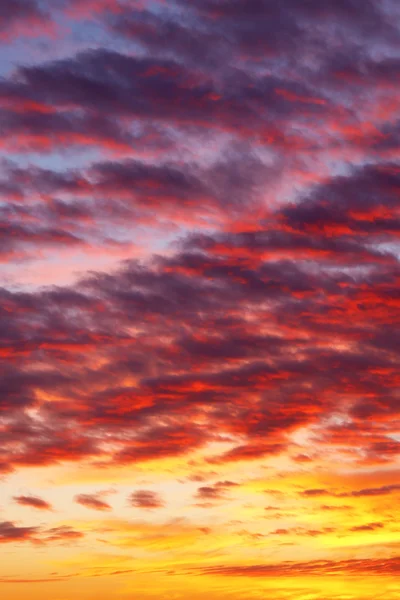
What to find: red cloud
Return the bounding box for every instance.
[0,521,39,543]
[128,490,164,509]
[194,480,238,503]
[349,522,384,532]
[13,495,52,511]
[0,0,399,502]
[200,556,400,578]
[74,494,112,512]
[44,526,84,542]
[0,522,83,545]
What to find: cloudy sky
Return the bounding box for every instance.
[1,1,399,599]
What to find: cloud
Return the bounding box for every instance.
[200,556,400,578]
[74,494,112,511]
[301,483,400,499]
[349,522,384,532]
[13,495,52,511]
[300,489,332,498]
[44,526,84,542]
[0,521,82,545]
[270,527,336,537]
[0,171,399,472]
[0,148,273,263]
[341,484,400,498]
[0,0,399,504]
[0,0,54,41]
[0,521,39,543]
[0,1,400,593]
[194,480,238,503]
[128,490,165,510]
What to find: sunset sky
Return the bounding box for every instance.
[1,1,400,599]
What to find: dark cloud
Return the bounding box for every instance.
[1,0,400,592]
[0,50,238,126]
[0,1,50,39]
[122,0,394,73]
[0,0,399,510]
[281,164,400,239]
[0,173,399,470]
[0,108,134,153]
[108,7,228,69]
[0,147,273,261]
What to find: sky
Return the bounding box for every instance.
[0,1,399,599]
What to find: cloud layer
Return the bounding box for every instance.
[1,2,400,600]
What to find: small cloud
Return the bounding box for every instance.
[350,522,384,532]
[13,495,52,511]
[300,488,330,497]
[128,490,165,509]
[195,480,238,502]
[44,526,84,542]
[74,494,112,512]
